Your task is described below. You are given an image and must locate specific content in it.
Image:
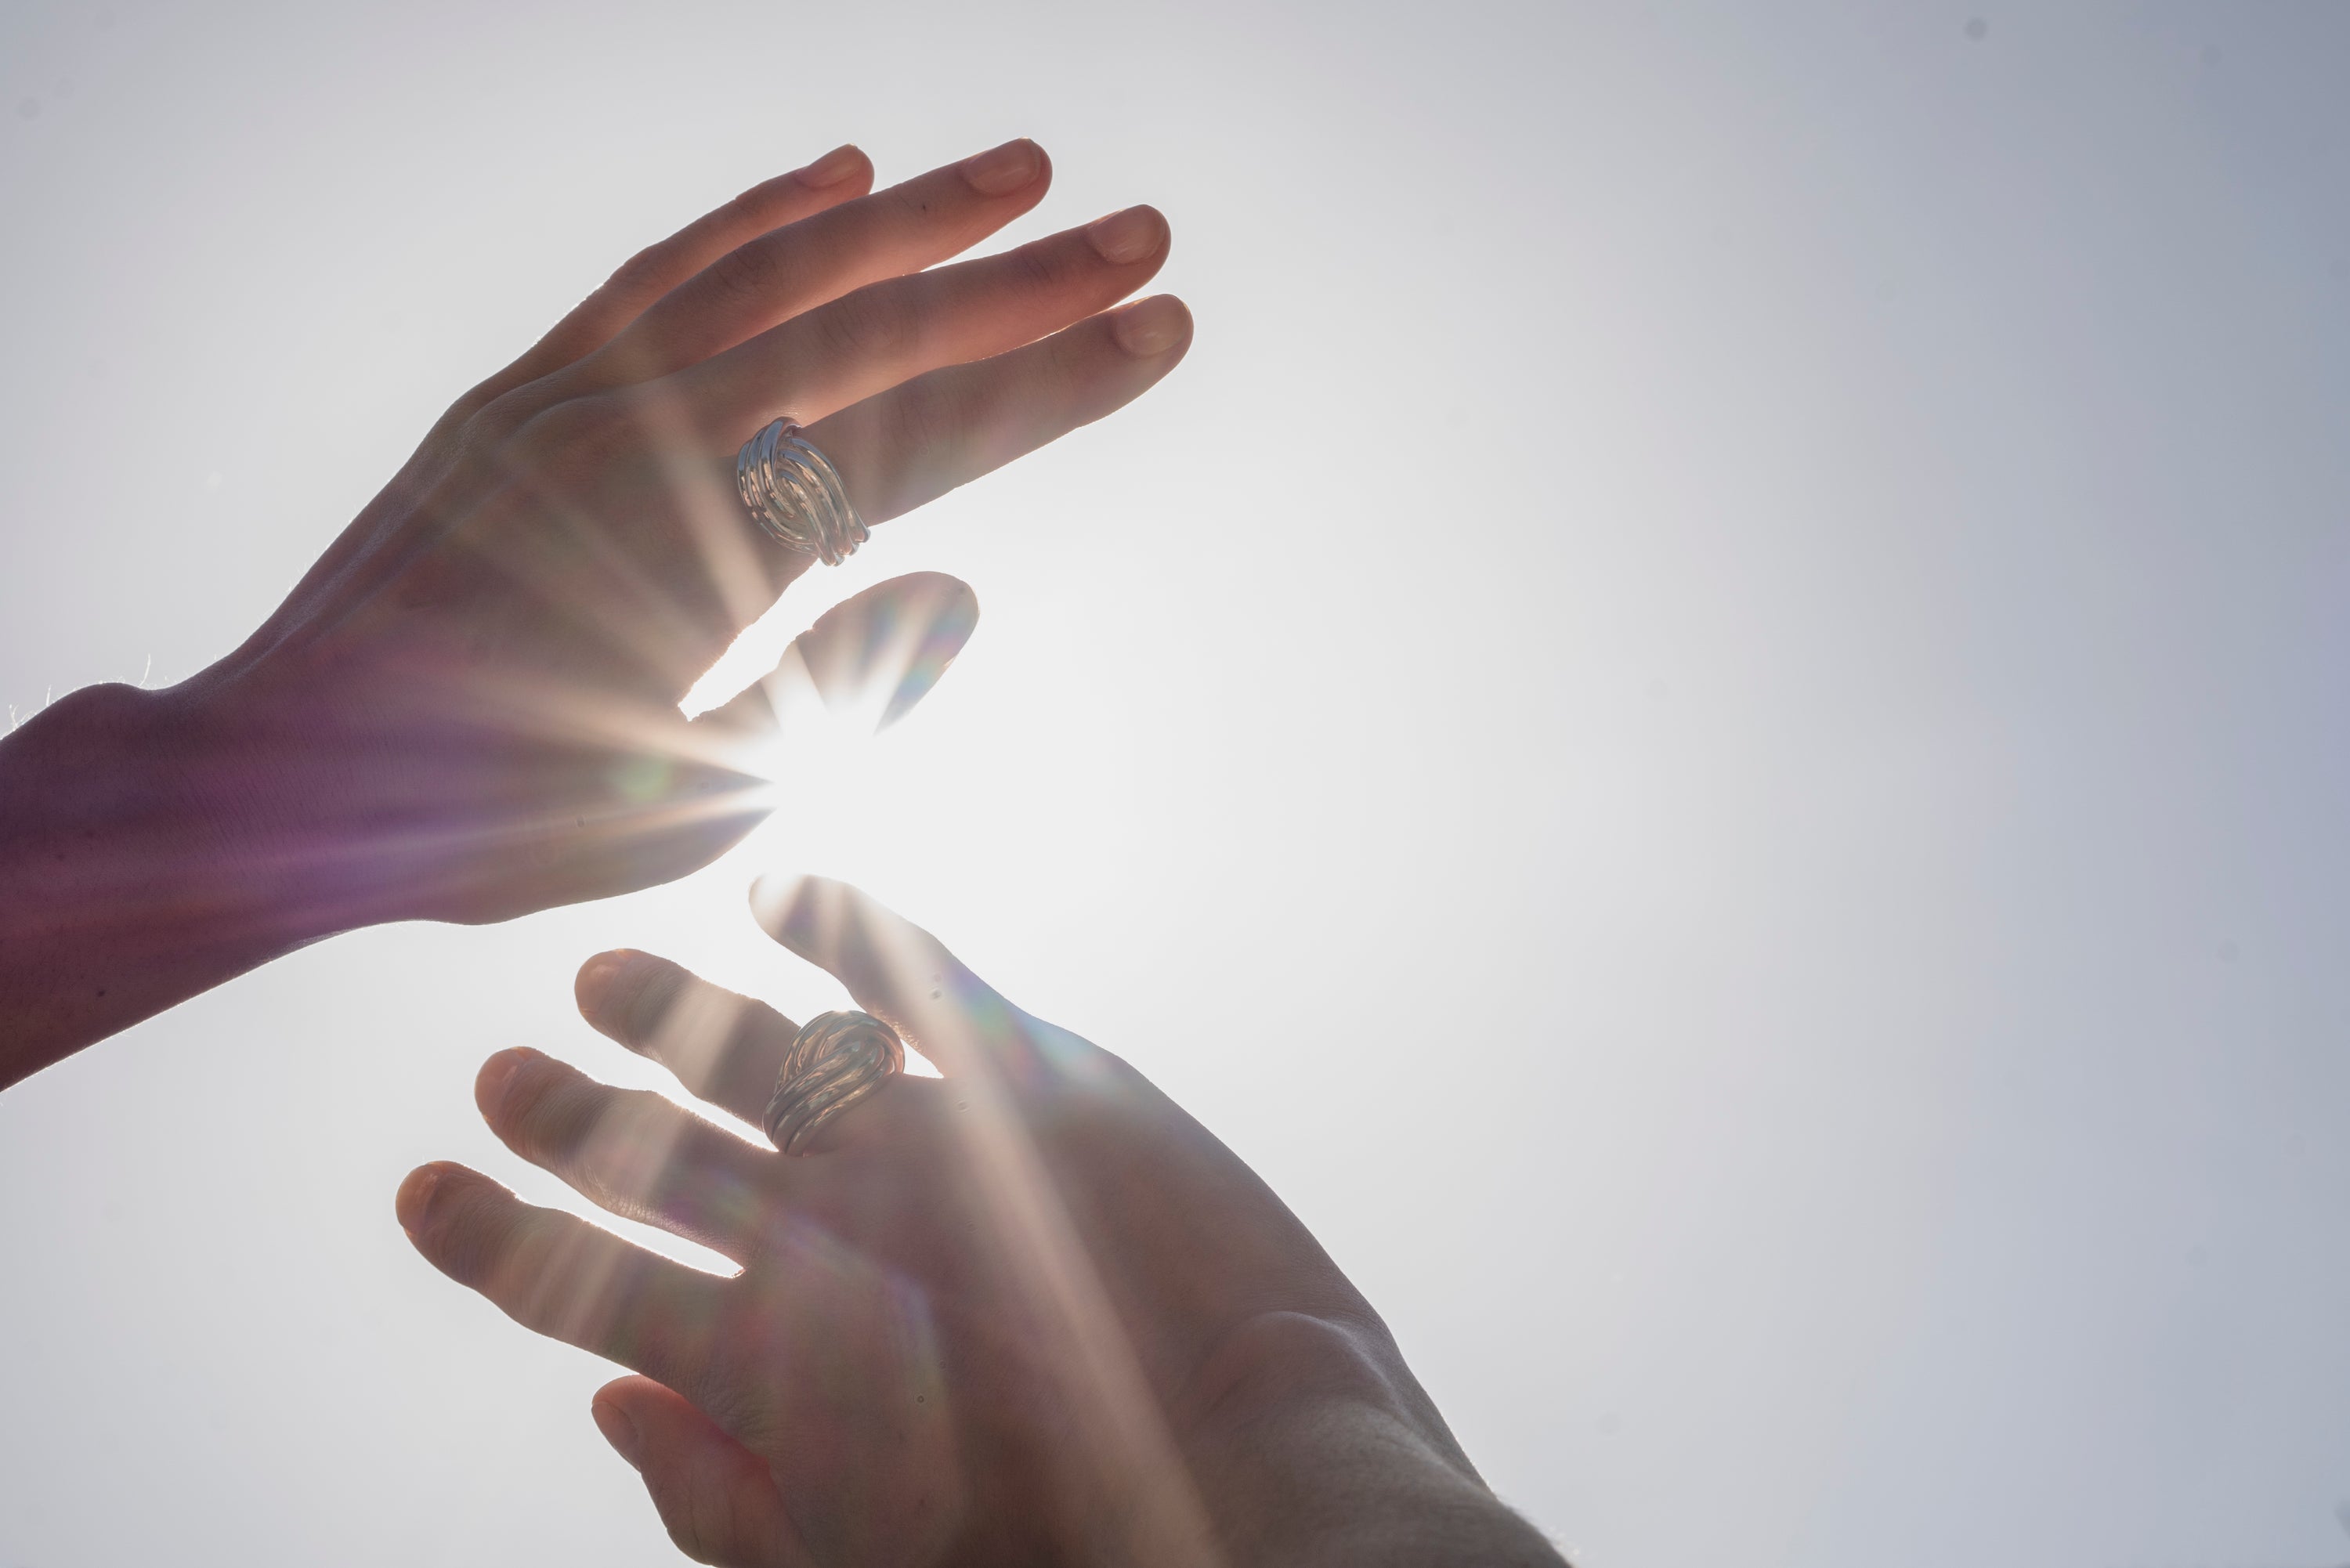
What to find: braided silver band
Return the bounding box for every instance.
[736,419,870,565]
[764,1010,906,1156]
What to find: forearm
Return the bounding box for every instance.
[0,682,320,1087]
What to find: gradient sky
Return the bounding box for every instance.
[3,3,2348,1565]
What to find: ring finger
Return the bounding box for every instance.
[663,291,1195,628]
[804,291,1194,528]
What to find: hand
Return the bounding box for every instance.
[0,140,1191,1078]
[396,880,1565,1568]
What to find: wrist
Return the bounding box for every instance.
[0,681,329,1083]
[1181,1312,1564,1568]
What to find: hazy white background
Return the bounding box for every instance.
[3,2,2347,1563]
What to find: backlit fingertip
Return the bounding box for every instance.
[747,874,788,929]
[1112,294,1191,358]
[575,949,641,1017]
[395,1165,446,1236]
[475,1050,536,1122]
[798,143,866,187]
[591,1400,645,1469]
[959,137,1043,196]
[749,873,822,947]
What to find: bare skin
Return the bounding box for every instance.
[3,140,1560,1564]
[398,878,1567,1568]
[0,138,1191,1087]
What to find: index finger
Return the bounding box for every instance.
[396,1162,732,1402]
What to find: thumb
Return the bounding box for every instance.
[692,572,979,746]
[592,1375,805,1567]
[797,570,979,733]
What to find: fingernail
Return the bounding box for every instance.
[395,1165,443,1237]
[798,143,864,187]
[476,1051,528,1121]
[1112,294,1191,358]
[959,138,1042,196]
[1086,204,1166,265]
[575,950,639,1018]
[591,1400,644,1470]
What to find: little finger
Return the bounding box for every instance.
[577,139,1052,393]
[474,146,873,410]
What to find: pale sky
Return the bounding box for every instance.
[3,3,2348,1565]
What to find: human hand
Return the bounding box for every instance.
[172,138,1186,930]
[0,141,1190,1078]
[396,880,1564,1568]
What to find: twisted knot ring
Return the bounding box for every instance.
[736,418,869,565]
[764,1010,906,1156]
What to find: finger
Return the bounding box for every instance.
[474,1048,784,1261]
[692,572,980,749]
[576,951,799,1127]
[469,146,874,410]
[749,875,1043,1079]
[577,139,1053,396]
[480,571,976,913]
[678,201,1173,441]
[396,1162,728,1400]
[593,1376,806,1568]
[794,569,981,732]
[802,295,1193,528]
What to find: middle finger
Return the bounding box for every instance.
[674,202,1172,443]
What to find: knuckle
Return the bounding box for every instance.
[721,179,783,222]
[884,177,935,223]
[508,1070,603,1161]
[997,237,1079,301]
[814,286,916,367]
[466,382,551,446]
[510,395,632,486]
[662,1513,724,1566]
[602,242,674,303]
[702,233,788,307]
[876,376,951,461]
[616,959,686,1043]
[420,1188,515,1288]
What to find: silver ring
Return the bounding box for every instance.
[764,1010,906,1156]
[735,418,870,565]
